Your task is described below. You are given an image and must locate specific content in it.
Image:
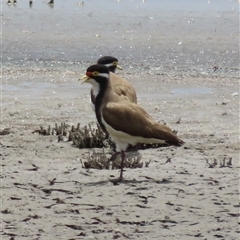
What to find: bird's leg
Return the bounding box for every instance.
[103,131,109,140]
[108,151,120,162]
[119,151,125,182]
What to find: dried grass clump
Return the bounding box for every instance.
[32,123,68,136]
[206,157,233,168]
[80,149,110,169]
[32,123,115,149]
[80,150,150,170]
[112,154,144,169]
[69,123,115,149]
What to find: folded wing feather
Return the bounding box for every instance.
[102,102,184,146]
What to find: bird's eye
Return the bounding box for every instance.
[92,71,99,76]
[112,61,118,66]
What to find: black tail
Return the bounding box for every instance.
[166,138,185,147]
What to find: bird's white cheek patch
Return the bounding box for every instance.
[104,63,113,67]
[98,73,109,78]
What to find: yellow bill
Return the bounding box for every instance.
[79,74,90,84]
[117,65,123,70]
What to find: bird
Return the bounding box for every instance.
[89,56,137,111]
[29,0,33,6]
[97,56,123,73]
[81,64,184,181]
[48,0,54,5]
[7,0,11,5]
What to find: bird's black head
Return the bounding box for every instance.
[97,56,122,73]
[84,64,110,85]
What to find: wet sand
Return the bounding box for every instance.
[3,0,239,68]
[1,1,240,239]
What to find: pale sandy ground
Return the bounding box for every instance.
[1,68,239,239]
[1,0,240,239]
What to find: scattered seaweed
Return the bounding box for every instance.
[175,117,181,124]
[0,128,12,135]
[1,209,11,214]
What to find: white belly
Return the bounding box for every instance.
[90,96,95,111]
[89,83,100,112]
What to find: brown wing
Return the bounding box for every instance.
[102,102,184,146]
[109,72,137,103]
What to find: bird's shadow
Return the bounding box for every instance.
[83,176,174,186]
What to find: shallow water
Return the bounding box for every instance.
[171,86,213,95]
[3,0,239,76]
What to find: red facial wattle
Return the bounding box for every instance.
[86,72,92,77]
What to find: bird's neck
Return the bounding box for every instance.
[95,80,110,133]
[109,66,116,73]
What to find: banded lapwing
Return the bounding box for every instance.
[97,56,123,73]
[89,56,137,111]
[81,64,184,181]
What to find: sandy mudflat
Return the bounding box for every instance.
[1,0,240,239]
[1,68,239,240]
